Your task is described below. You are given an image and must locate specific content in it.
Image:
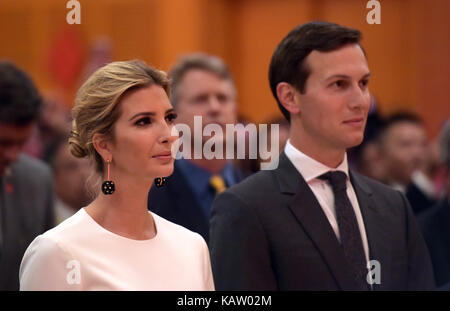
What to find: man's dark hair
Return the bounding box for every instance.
[381,111,423,133]
[0,60,42,125]
[269,21,363,121]
[383,111,423,127]
[377,111,424,144]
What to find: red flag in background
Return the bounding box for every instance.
[47,25,85,90]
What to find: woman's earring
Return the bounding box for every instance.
[154,177,168,188]
[102,159,115,195]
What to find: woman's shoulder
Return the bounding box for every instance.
[22,209,88,261]
[19,229,83,290]
[42,208,89,241]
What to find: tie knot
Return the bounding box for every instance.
[210,175,226,194]
[319,171,348,192]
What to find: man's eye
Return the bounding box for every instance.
[166,113,178,123]
[217,94,228,103]
[193,95,209,104]
[360,79,369,88]
[332,80,346,88]
[135,117,151,126]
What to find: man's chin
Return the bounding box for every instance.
[345,134,365,149]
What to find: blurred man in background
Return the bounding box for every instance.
[21,91,72,160]
[0,60,54,290]
[377,112,438,214]
[148,53,247,242]
[45,135,92,224]
[419,120,450,288]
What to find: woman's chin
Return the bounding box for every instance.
[154,166,175,178]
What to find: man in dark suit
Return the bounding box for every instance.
[148,53,247,242]
[419,120,450,289]
[209,21,435,290]
[0,61,55,290]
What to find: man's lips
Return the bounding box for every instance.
[343,118,364,126]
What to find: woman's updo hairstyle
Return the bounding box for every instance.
[69,60,170,175]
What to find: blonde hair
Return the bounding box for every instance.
[69,60,170,176]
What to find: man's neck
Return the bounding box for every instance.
[289,132,346,169]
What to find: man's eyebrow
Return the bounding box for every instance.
[324,72,371,82]
[128,108,175,121]
[361,72,371,80]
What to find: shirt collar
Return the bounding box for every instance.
[284,139,349,182]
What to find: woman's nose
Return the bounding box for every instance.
[158,123,179,144]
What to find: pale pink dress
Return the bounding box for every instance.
[19,208,214,291]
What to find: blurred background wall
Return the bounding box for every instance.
[0,0,448,137]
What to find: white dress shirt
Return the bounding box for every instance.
[284,140,370,263]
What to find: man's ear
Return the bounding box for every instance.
[276,82,301,115]
[92,132,112,162]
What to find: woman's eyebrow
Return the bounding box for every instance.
[129,111,156,121]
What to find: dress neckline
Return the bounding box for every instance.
[80,208,160,244]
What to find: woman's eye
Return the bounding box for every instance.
[166,113,178,123]
[135,117,151,126]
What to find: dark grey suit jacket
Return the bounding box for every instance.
[209,152,435,290]
[419,199,450,288]
[0,154,55,290]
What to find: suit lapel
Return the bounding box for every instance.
[167,162,210,236]
[350,171,391,290]
[275,152,359,290]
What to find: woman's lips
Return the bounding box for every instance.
[152,153,173,160]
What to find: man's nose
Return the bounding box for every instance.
[207,97,222,116]
[348,84,369,109]
[411,143,426,163]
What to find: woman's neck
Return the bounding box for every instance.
[84,173,156,240]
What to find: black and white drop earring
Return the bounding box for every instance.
[102,159,115,195]
[154,177,168,188]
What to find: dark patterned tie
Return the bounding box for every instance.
[319,171,369,290]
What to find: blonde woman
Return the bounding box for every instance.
[19,60,215,290]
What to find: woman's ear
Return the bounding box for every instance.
[92,132,112,162]
[276,82,301,115]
